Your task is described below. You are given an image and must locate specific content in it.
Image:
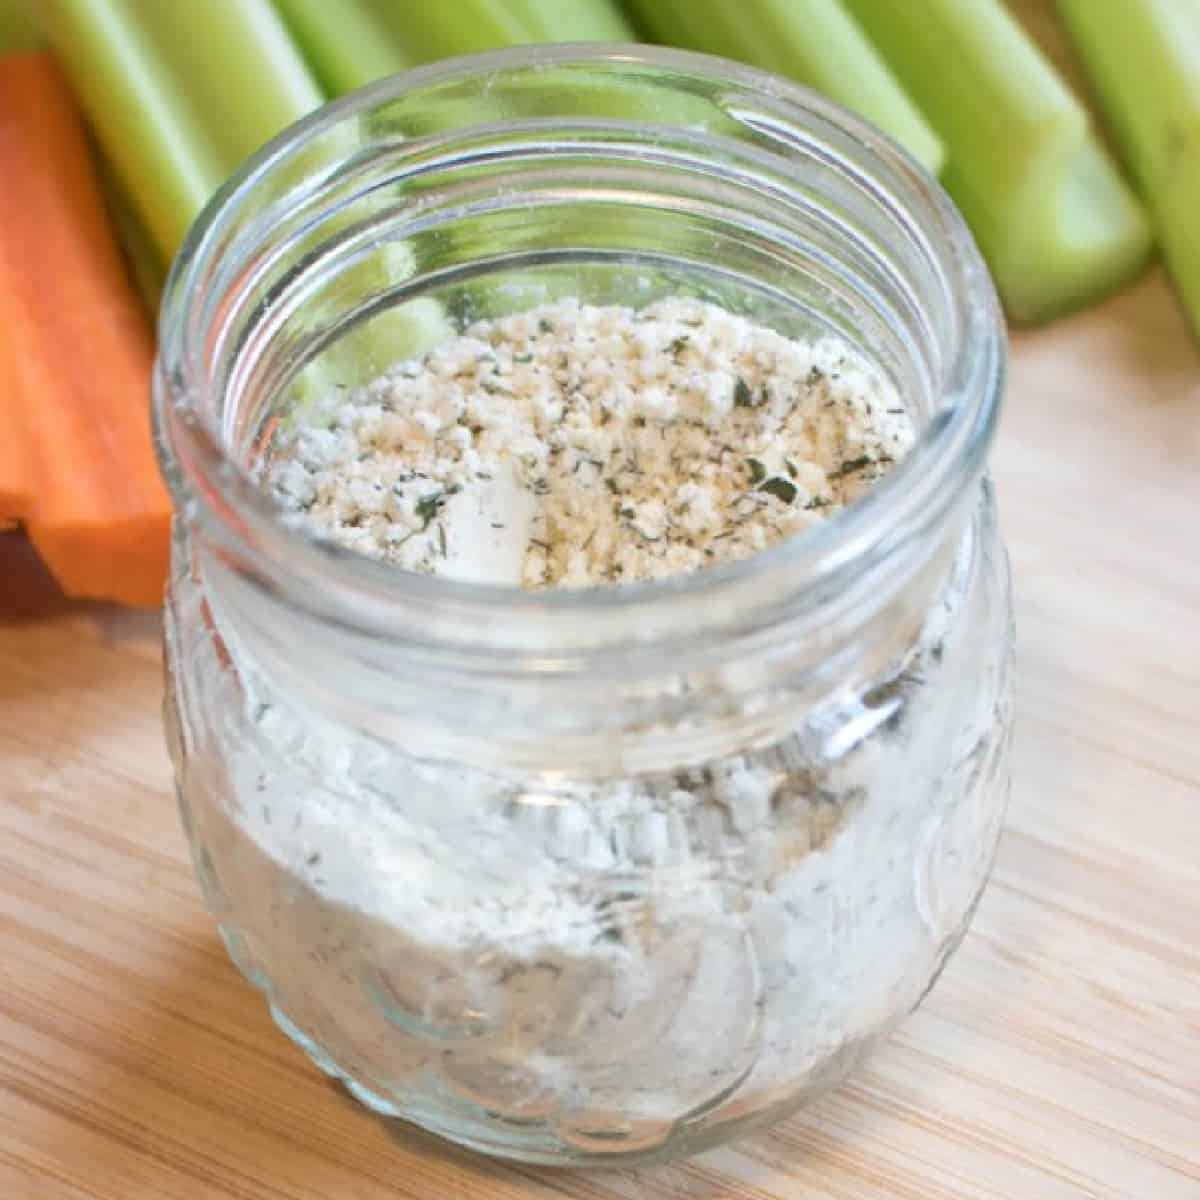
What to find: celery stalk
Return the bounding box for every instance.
[276,0,635,100]
[622,0,944,175]
[1056,0,1200,338]
[842,0,1153,323]
[272,0,410,95]
[487,0,634,42]
[37,0,323,261]
[362,0,635,65]
[0,0,37,51]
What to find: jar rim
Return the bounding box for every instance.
[154,43,1004,662]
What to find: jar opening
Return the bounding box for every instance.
[154,44,1004,667]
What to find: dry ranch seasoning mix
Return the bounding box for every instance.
[266,299,914,586]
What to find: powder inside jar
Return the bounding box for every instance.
[267,298,914,586]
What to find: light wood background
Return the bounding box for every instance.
[2,0,1200,1176]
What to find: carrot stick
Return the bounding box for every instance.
[0,51,170,607]
[0,298,27,523]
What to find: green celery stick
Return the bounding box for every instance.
[272,0,411,95]
[364,0,634,65]
[0,0,38,51]
[842,0,1153,323]
[622,0,944,175]
[1056,0,1200,338]
[38,0,323,261]
[275,0,635,100]
[488,0,634,42]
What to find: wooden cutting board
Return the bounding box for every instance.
[2,256,1199,1199]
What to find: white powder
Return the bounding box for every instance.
[268,298,913,588]
[190,298,1009,1151]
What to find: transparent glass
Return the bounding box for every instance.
[154,46,1012,1167]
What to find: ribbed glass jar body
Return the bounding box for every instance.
[156,47,1011,1166]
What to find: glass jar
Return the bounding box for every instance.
[155,46,1012,1167]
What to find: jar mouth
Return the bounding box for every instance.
[154,43,1003,663]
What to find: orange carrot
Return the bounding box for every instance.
[0,292,27,522]
[0,51,170,607]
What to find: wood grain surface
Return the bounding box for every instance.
[2,260,1199,1200]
